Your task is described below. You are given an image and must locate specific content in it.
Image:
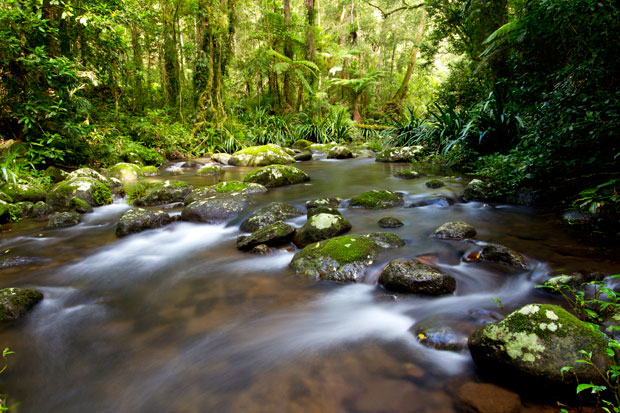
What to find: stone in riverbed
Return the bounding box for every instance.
[290,140,312,150]
[107,163,143,183]
[425,179,445,189]
[237,221,296,250]
[229,144,295,166]
[197,164,224,176]
[306,197,341,211]
[47,211,80,228]
[307,206,341,218]
[289,233,404,282]
[116,208,173,237]
[293,213,352,247]
[133,180,193,206]
[378,216,403,228]
[8,202,35,220]
[0,288,43,321]
[243,164,310,188]
[211,153,232,165]
[456,382,523,413]
[33,201,53,218]
[1,183,46,203]
[210,181,267,194]
[463,179,491,202]
[293,149,312,161]
[479,243,527,270]
[181,193,250,224]
[414,326,467,351]
[327,146,352,159]
[47,177,112,209]
[393,169,420,179]
[468,304,614,389]
[240,202,304,233]
[349,190,404,209]
[379,258,456,295]
[432,222,476,240]
[375,146,424,162]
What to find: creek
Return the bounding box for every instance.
[0,157,618,412]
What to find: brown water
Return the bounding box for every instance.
[0,157,618,412]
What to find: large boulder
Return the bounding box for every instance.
[379,258,456,295]
[47,211,80,228]
[327,146,352,159]
[46,178,112,209]
[0,288,43,321]
[67,167,109,183]
[181,193,250,224]
[432,222,477,240]
[116,208,173,237]
[393,170,420,179]
[240,202,303,233]
[375,146,424,162]
[293,149,312,161]
[211,153,232,165]
[293,213,352,247]
[349,190,404,209]
[289,233,405,282]
[236,221,296,251]
[210,181,267,194]
[469,304,615,389]
[243,164,310,188]
[33,201,53,218]
[197,164,224,176]
[308,206,341,218]
[8,202,35,220]
[463,179,491,202]
[290,139,312,150]
[133,180,193,206]
[479,243,527,270]
[229,144,295,166]
[1,183,46,203]
[108,163,143,183]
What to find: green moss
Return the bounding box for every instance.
[212,181,250,192]
[197,165,224,176]
[91,182,112,206]
[291,139,313,150]
[243,164,310,187]
[70,197,92,213]
[0,287,44,321]
[425,179,445,189]
[140,166,159,176]
[317,235,380,264]
[349,190,404,209]
[0,191,13,203]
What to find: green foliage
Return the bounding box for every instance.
[124,181,150,203]
[91,183,112,206]
[574,178,620,220]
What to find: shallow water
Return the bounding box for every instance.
[0,157,618,412]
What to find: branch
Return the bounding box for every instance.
[362,0,424,19]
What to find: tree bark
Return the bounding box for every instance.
[392,9,426,108]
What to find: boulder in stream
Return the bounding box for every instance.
[181,193,250,224]
[425,179,445,189]
[293,213,352,247]
[479,243,527,270]
[240,202,304,233]
[0,288,43,322]
[431,222,476,240]
[47,211,80,228]
[468,304,614,389]
[33,201,53,218]
[243,164,310,188]
[8,202,35,220]
[375,146,424,162]
[289,232,404,282]
[463,179,491,202]
[379,258,456,295]
[116,208,173,237]
[290,139,312,150]
[210,181,267,194]
[349,190,404,209]
[237,221,296,250]
[211,153,232,165]
[47,177,112,209]
[229,144,295,166]
[108,163,143,183]
[393,170,420,179]
[293,149,312,161]
[308,206,341,218]
[306,197,341,211]
[327,146,352,159]
[197,164,224,176]
[133,180,193,206]
[1,183,46,203]
[378,217,404,228]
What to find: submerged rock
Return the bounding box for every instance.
[349,190,404,209]
[327,146,352,159]
[379,258,456,295]
[134,180,193,206]
[479,243,527,270]
[375,146,424,162]
[468,304,614,389]
[1,183,46,203]
[293,213,352,247]
[425,179,445,189]
[240,202,304,233]
[197,164,224,176]
[432,222,476,240]
[251,244,271,255]
[116,208,173,237]
[414,326,467,351]
[47,211,80,228]
[378,217,404,228]
[408,196,453,208]
[456,382,523,413]
[393,170,420,179]
[229,144,295,166]
[0,288,43,321]
[181,193,250,224]
[243,164,310,188]
[237,221,296,250]
[289,233,404,282]
[0,256,44,269]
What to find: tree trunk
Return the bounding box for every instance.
[352,94,362,122]
[130,24,144,111]
[392,10,426,108]
[282,0,295,111]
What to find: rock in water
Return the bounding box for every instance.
[479,243,527,270]
[463,179,491,202]
[349,190,404,209]
[46,178,112,209]
[425,179,445,189]
[116,208,173,237]
[469,304,614,389]
[240,202,304,232]
[378,217,404,228]
[293,213,352,247]
[243,164,310,188]
[0,288,43,321]
[1,183,46,203]
[431,222,476,240]
[134,180,193,206]
[108,163,143,183]
[211,153,232,165]
[375,146,424,162]
[229,144,295,166]
[47,212,80,228]
[289,233,404,282]
[393,170,420,179]
[379,258,456,295]
[456,382,523,413]
[197,164,224,176]
[181,193,250,224]
[327,146,352,159]
[236,221,296,250]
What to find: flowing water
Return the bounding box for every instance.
[0,157,618,412]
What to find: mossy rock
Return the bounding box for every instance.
[352,149,375,158]
[33,201,53,218]
[379,258,456,295]
[70,197,93,213]
[237,221,296,251]
[463,179,492,202]
[116,208,173,237]
[408,196,453,208]
[181,193,250,224]
[210,181,267,194]
[67,167,109,183]
[293,213,352,247]
[211,153,232,165]
[184,187,216,205]
[243,164,310,188]
[108,163,143,183]
[378,216,404,228]
[425,179,445,189]
[327,146,353,159]
[133,180,194,206]
[349,190,404,209]
[1,183,46,203]
[0,191,13,203]
[293,149,312,161]
[47,211,80,228]
[0,200,9,223]
[8,202,35,220]
[431,221,476,240]
[479,243,527,270]
[197,164,224,176]
[394,170,421,179]
[308,206,341,218]
[44,166,68,183]
[291,139,313,150]
[141,166,159,176]
[0,288,43,322]
[308,143,335,153]
[289,232,404,282]
[240,202,304,233]
[306,197,341,211]
[229,144,295,166]
[364,232,406,249]
[469,304,615,389]
[375,146,424,162]
[47,178,112,210]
